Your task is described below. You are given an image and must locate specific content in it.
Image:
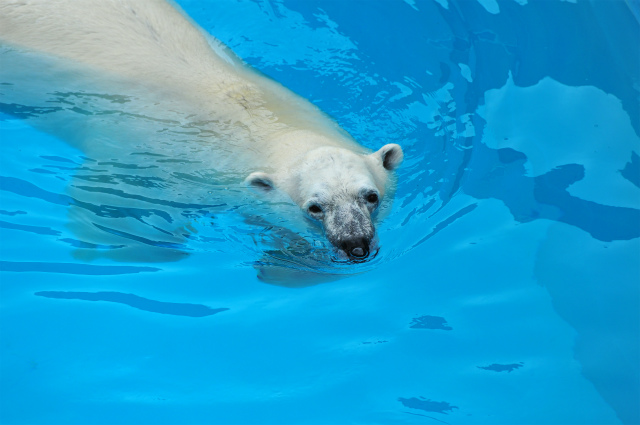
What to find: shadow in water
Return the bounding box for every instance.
[35,291,228,317]
[0,261,159,275]
[409,315,453,331]
[477,363,524,373]
[398,397,458,415]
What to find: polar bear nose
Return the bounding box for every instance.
[341,238,370,259]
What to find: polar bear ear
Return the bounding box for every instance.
[245,172,275,193]
[372,143,404,171]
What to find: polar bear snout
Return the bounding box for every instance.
[323,204,376,260]
[340,237,370,259]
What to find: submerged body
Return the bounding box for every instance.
[0,0,402,259]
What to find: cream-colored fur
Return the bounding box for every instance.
[0,0,359,167]
[0,0,403,258]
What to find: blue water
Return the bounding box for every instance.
[1,0,639,424]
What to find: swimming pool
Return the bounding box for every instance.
[1,0,638,424]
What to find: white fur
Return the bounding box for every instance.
[0,0,403,254]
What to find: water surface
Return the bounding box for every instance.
[1,0,638,424]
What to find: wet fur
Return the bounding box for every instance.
[0,0,403,256]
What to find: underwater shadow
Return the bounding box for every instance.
[35,291,229,317]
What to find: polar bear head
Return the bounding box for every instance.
[246,143,403,260]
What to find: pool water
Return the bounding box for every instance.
[1,0,639,424]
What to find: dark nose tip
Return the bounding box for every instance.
[341,239,369,259]
[351,247,365,257]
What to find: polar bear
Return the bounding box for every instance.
[0,0,402,260]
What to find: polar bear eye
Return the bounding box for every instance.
[308,204,322,214]
[366,193,379,204]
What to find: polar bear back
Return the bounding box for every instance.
[0,0,236,88]
[0,0,365,170]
